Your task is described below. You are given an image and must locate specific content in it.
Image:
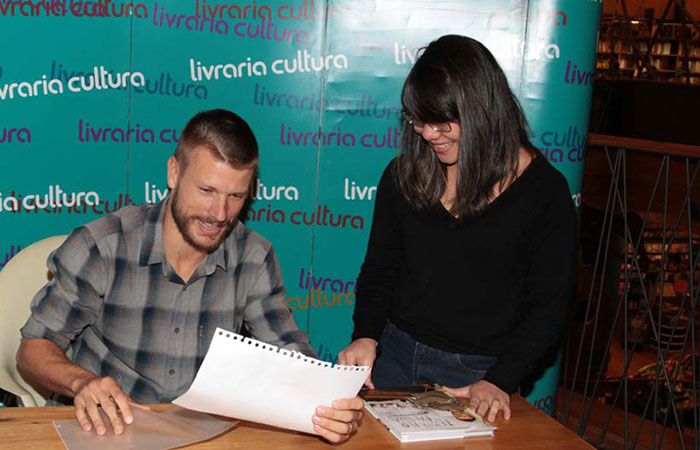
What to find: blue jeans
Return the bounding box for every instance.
[373,322,497,388]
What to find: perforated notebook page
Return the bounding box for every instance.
[173,328,370,434]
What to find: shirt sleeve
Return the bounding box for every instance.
[482,175,578,394]
[243,245,317,357]
[352,160,404,341]
[20,227,108,352]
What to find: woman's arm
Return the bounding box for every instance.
[447,173,578,421]
[339,161,404,382]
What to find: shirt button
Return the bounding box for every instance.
[169,369,175,375]
[174,327,180,333]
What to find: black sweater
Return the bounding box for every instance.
[352,156,578,393]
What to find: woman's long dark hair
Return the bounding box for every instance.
[396,34,536,220]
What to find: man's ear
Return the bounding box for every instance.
[167,156,180,190]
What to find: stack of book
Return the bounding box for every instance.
[362,386,496,443]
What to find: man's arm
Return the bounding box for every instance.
[241,243,315,355]
[18,227,136,435]
[17,338,134,435]
[17,338,94,398]
[241,243,364,443]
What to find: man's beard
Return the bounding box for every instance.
[170,187,236,254]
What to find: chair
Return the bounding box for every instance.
[0,234,68,406]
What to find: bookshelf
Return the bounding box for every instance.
[597,16,700,84]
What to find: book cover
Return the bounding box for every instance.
[364,398,496,443]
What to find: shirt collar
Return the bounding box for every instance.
[205,234,228,273]
[139,199,167,267]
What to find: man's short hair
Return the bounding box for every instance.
[174,109,259,169]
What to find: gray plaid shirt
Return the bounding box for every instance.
[21,199,314,404]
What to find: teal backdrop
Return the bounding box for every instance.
[0,0,601,416]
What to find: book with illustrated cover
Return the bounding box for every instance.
[364,395,496,443]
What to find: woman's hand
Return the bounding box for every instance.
[338,338,377,388]
[442,380,511,422]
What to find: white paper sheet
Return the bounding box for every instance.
[173,328,370,434]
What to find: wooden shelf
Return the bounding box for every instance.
[599,53,700,59]
[597,16,700,84]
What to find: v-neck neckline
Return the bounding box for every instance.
[439,155,541,221]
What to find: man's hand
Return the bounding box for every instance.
[312,397,364,443]
[442,380,511,423]
[71,375,134,435]
[337,338,377,389]
[17,338,144,435]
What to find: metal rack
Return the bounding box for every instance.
[559,134,700,450]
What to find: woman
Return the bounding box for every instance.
[338,35,577,422]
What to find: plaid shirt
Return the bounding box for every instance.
[21,199,314,405]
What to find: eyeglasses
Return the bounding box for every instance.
[401,112,452,133]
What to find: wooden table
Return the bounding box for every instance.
[0,395,594,449]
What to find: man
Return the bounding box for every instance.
[16,109,363,443]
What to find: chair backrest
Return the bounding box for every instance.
[0,235,68,406]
